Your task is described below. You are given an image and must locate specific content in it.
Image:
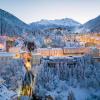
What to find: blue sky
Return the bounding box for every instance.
[0,0,100,24]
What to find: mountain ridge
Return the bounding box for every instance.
[0,9,30,36]
[0,9,100,36]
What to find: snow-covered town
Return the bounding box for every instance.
[0,32,100,100]
[0,0,100,100]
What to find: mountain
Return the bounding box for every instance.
[75,15,100,33]
[0,9,30,36]
[83,15,100,33]
[30,18,81,31]
[33,18,81,26]
[0,9,100,36]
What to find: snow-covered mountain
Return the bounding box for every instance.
[75,15,100,33]
[30,18,81,31]
[31,18,81,27]
[0,9,30,36]
[0,9,100,37]
[83,15,100,33]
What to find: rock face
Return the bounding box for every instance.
[34,55,100,99]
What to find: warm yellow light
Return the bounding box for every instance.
[21,85,32,96]
[23,53,32,60]
[25,61,31,71]
[0,44,4,48]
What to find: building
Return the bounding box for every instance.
[0,36,6,51]
[89,47,99,57]
[6,40,15,52]
[9,47,21,58]
[31,53,41,65]
[37,48,63,56]
[0,52,15,61]
[63,47,90,55]
[37,47,92,57]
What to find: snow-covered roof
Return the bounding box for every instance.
[0,52,15,57]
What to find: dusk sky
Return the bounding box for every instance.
[0,0,100,24]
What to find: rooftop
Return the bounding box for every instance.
[0,52,15,57]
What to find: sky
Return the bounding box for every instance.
[0,0,100,24]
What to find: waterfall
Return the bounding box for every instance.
[20,53,35,99]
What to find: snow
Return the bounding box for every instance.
[71,87,89,100]
[45,85,89,100]
[65,41,82,48]
[0,58,24,98]
[0,9,29,36]
[48,55,83,59]
[34,55,100,100]
[0,52,15,57]
[33,18,81,27]
[0,84,17,100]
[74,26,90,33]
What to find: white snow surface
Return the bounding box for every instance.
[33,18,81,27]
[0,84,17,100]
[34,55,100,100]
